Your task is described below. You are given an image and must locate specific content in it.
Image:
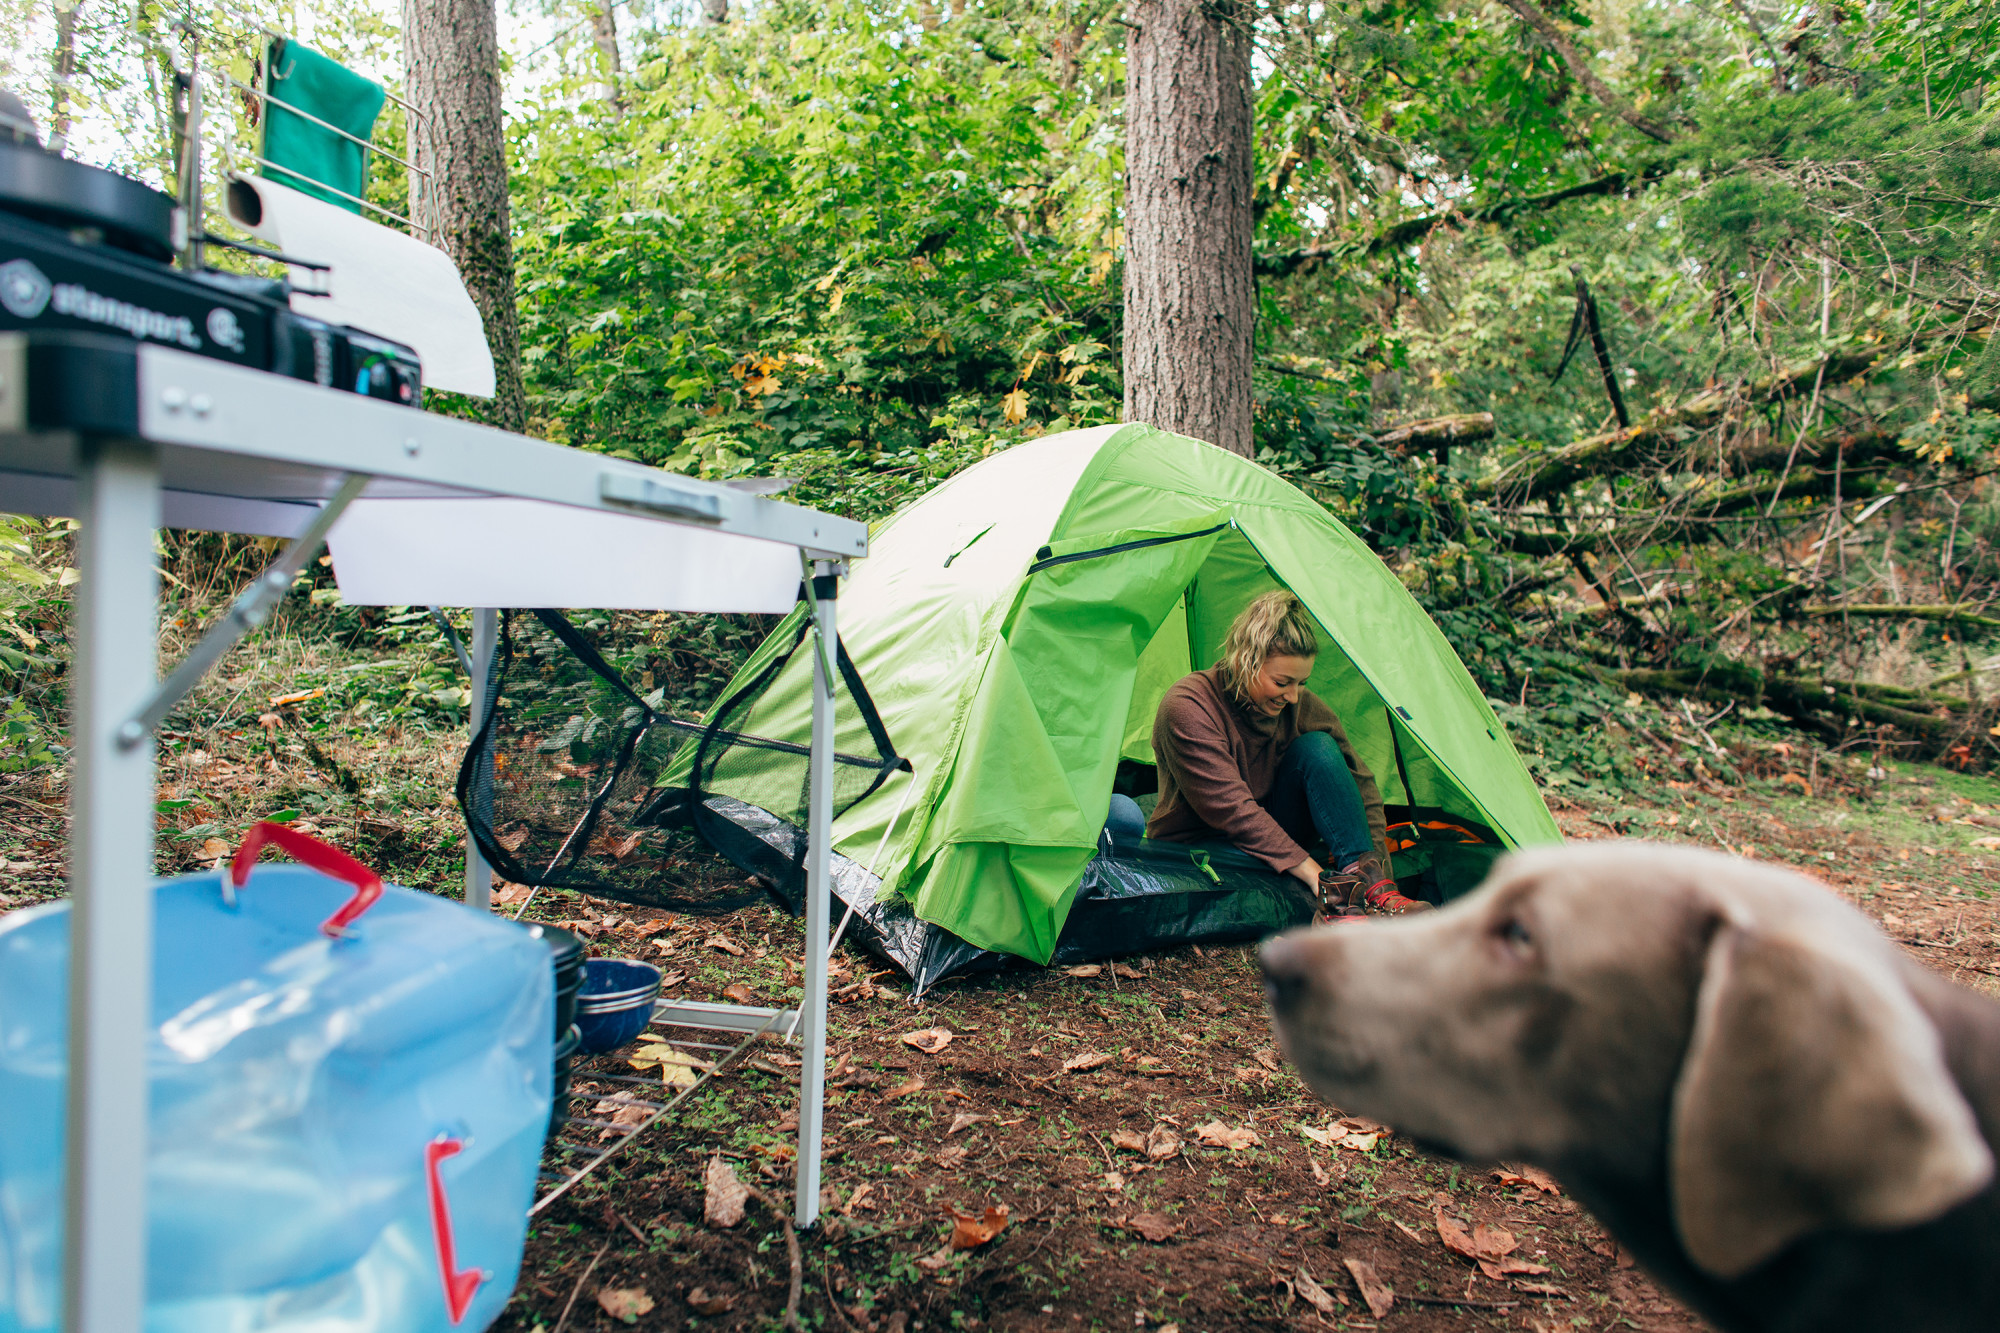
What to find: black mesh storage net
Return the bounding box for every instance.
[456,603,905,916]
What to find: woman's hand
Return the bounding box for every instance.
[1291,856,1322,889]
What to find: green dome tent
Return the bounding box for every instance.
[685,422,1560,982]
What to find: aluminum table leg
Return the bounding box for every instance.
[64,439,160,1333]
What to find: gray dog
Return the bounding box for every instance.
[1259,841,2000,1333]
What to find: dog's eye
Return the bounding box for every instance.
[1496,917,1534,954]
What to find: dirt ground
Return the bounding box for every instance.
[5,735,2000,1333]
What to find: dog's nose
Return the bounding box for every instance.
[1259,933,1313,1017]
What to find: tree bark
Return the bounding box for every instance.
[402,0,527,432]
[589,0,623,112]
[1122,0,1255,457]
[51,0,80,144]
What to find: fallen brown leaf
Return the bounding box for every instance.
[949,1204,1010,1249]
[1343,1257,1395,1318]
[1111,963,1142,979]
[1480,1254,1552,1279]
[659,968,687,986]
[1194,1120,1262,1151]
[1062,1050,1113,1073]
[902,1026,954,1054]
[1391,1218,1430,1246]
[684,1286,735,1315]
[915,1245,957,1272]
[704,934,746,956]
[885,1076,926,1100]
[1295,1266,1345,1316]
[1063,964,1102,978]
[1433,1201,1483,1262]
[935,1144,968,1168]
[1494,1163,1562,1195]
[1309,1156,1330,1185]
[1253,1047,1282,1071]
[704,1156,747,1228]
[722,982,757,1004]
[597,1287,654,1323]
[841,1182,876,1215]
[197,837,232,861]
[1110,1129,1148,1153]
[1144,1126,1181,1160]
[1126,1212,1178,1243]
[946,1112,989,1136]
[494,826,530,853]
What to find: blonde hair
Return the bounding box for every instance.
[1217,590,1319,703]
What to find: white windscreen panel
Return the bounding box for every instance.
[327,496,801,612]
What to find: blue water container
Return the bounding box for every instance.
[0,824,552,1332]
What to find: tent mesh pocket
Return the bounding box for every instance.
[456,606,904,915]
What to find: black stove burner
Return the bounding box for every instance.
[0,139,176,262]
[0,140,421,407]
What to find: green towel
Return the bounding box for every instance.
[261,38,386,214]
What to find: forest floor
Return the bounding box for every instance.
[4,693,2000,1333]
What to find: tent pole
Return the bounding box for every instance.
[795,560,840,1228]
[463,607,497,911]
[65,440,161,1333]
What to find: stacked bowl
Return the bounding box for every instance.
[574,959,664,1056]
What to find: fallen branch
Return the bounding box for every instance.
[744,1185,804,1333]
[1375,411,1497,455]
[551,1239,612,1333]
[1254,172,1638,277]
[1799,603,2000,632]
[1470,349,1886,501]
[1496,0,1675,142]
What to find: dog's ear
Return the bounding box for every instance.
[1669,923,1992,1278]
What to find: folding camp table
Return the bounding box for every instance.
[0,330,865,1333]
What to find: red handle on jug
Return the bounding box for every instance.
[228,820,385,938]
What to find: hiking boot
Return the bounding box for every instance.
[1315,854,1396,924]
[1360,880,1434,915]
[1314,864,1365,923]
[1328,853,1432,915]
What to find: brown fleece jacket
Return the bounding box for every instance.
[1145,666,1388,873]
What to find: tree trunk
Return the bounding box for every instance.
[402,0,526,432]
[1122,0,1254,457]
[51,0,80,144]
[589,0,623,112]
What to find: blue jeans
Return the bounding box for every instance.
[1107,731,1373,869]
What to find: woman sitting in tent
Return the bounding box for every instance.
[1108,590,1431,920]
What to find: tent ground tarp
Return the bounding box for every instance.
[676,423,1560,989]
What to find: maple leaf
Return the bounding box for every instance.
[950,1204,1010,1249]
[1002,388,1029,424]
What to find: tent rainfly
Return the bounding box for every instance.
[688,423,1561,989]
